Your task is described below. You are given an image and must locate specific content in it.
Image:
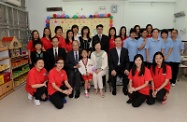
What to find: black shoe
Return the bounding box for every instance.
[69,91,74,98]
[75,91,80,99]
[112,90,116,96]
[123,90,128,96]
[69,94,73,98]
[126,99,132,104]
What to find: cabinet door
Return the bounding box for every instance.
[0,86,3,96]
[2,81,13,94]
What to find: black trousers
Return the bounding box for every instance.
[33,86,48,101]
[110,66,129,92]
[128,91,148,107]
[147,89,167,105]
[170,62,180,84]
[50,85,67,109]
[68,70,81,91]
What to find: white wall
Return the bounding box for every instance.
[174,0,187,40]
[26,0,175,36]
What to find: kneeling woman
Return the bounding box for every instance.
[127,54,152,107]
[25,58,48,106]
[147,52,172,105]
[48,57,72,109]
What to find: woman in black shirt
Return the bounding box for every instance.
[31,40,45,68]
[79,26,92,57]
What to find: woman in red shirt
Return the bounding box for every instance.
[64,30,74,52]
[25,58,48,106]
[119,26,128,46]
[127,54,152,107]
[27,30,41,67]
[41,27,52,51]
[48,57,72,109]
[147,52,172,105]
[108,27,116,50]
[55,26,66,48]
[146,24,153,38]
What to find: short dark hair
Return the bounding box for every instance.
[130,28,136,34]
[51,36,59,41]
[93,40,101,48]
[35,57,44,65]
[34,40,43,47]
[140,29,148,34]
[114,36,122,41]
[171,29,178,34]
[161,29,168,36]
[71,24,79,30]
[152,28,159,33]
[55,57,64,63]
[54,26,63,34]
[96,24,104,29]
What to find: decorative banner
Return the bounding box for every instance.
[45,13,113,28]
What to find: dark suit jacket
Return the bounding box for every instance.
[108,47,130,72]
[92,34,109,52]
[45,47,66,71]
[65,50,82,72]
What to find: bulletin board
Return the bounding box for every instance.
[49,18,111,37]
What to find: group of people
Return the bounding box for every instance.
[25,23,184,109]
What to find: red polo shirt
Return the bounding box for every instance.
[48,68,68,95]
[56,35,66,49]
[25,67,48,95]
[41,37,52,50]
[150,65,171,92]
[128,67,152,95]
[65,42,72,52]
[147,34,152,38]
[27,40,36,52]
[109,38,115,50]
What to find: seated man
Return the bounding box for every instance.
[65,40,82,99]
[108,36,130,96]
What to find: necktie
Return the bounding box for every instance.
[75,52,78,63]
[99,35,102,41]
[54,49,58,61]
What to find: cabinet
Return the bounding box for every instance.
[0,36,29,99]
[0,47,13,99]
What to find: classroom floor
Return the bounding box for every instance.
[0,79,187,122]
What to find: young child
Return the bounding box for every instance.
[78,50,94,98]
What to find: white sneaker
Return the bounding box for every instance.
[28,93,33,100]
[34,99,41,106]
[171,83,176,87]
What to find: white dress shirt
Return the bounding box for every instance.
[53,47,58,56]
[116,47,122,65]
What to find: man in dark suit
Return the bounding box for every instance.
[109,36,130,96]
[45,37,66,71]
[92,24,109,52]
[66,40,82,99]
